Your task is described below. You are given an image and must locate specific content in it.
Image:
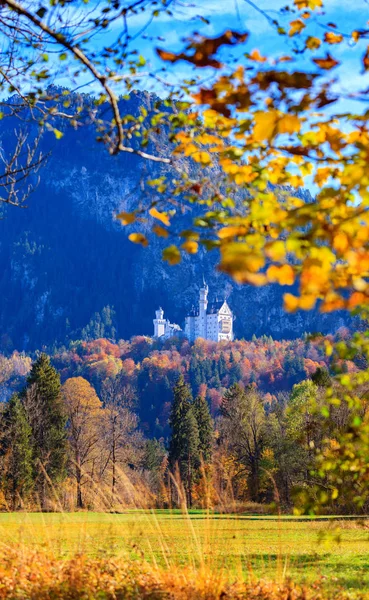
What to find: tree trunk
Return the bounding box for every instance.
[75,451,83,509]
[187,453,192,508]
[112,438,116,497]
[249,456,260,503]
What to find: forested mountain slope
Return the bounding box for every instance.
[0,90,351,351]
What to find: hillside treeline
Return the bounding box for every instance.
[0,348,365,513]
[0,330,357,438]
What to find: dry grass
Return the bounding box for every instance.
[0,548,362,599]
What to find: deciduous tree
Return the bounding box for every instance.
[220,384,265,502]
[62,377,103,508]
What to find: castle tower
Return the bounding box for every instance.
[153,307,166,338]
[199,281,208,338]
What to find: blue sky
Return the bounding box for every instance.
[49,0,369,119]
[109,0,369,103]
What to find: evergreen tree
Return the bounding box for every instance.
[212,369,221,389]
[229,361,242,386]
[311,367,331,388]
[189,358,202,395]
[182,407,200,506]
[169,376,200,506]
[169,375,192,467]
[202,359,212,380]
[23,353,67,507]
[218,353,227,379]
[0,394,34,509]
[193,396,214,463]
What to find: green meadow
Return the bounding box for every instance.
[0,511,368,593]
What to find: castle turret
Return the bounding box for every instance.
[153,307,166,338]
[199,281,208,338]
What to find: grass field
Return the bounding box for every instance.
[0,511,368,594]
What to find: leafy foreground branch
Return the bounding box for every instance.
[0,549,357,600]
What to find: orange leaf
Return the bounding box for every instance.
[116,211,136,225]
[156,49,178,62]
[128,233,148,247]
[152,225,169,238]
[181,240,198,254]
[312,53,340,69]
[267,265,295,285]
[324,32,343,44]
[248,49,267,63]
[363,46,369,71]
[289,19,306,37]
[278,114,301,135]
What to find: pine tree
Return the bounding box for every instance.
[182,407,200,507]
[0,394,34,509]
[169,375,192,467]
[229,361,242,386]
[23,353,67,507]
[219,353,227,379]
[193,395,213,463]
[311,367,331,388]
[169,376,200,506]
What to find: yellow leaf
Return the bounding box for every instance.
[53,128,63,140]
[192,151,212,165]
[149,207,170,227]
[219,243,265,283]
[289,19,306,37]
[163,245,181,265]
[278,114,301,135]
[284,293,299,312]
[181,240,198,254]
[299,295,317,310]
[324,32,343,44]
[306,36,321,50]
[253,111,278,141]
[331,488,339,500]
[116,211,136,225]
[333,231,349,254]
[267,264,295,285]
[218,226,248,239]
[294,0,322,8]
[128,233,148,247]
[265,241,286,261]
[314,167,331,186]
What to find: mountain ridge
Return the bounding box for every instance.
[0,90,352,351]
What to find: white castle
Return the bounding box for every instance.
[153,282,234,342]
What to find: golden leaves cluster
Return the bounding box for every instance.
[115,1,369,317]
[164,35,369,313]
